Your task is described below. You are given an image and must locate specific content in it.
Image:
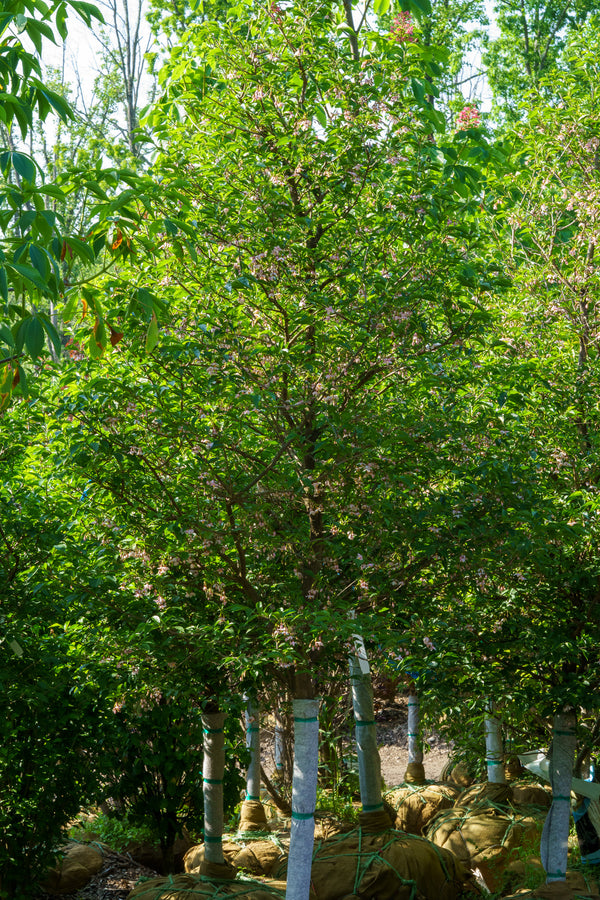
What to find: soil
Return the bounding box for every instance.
[374,694,453,786]
[35,693,452,900]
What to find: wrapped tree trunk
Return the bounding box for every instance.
[484,701,506,784]
[350,651,383,813]
[541,707,577,886]
[274,708,285,779]
[405,684,425,784]
[285,696,319,900]
[239,697,268,832]
[349,634,392,831]
[200,710,234,879]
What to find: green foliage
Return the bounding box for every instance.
[71,810,157,850]
[0,624,112,899]
[99,688,244,871]
[485,0,599,120]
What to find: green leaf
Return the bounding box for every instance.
[88,330,103,359]
[314,105,327,129]
[8,261,50,293]
[29,245,50,280]
[23,316,45,359]
[66,235,96,264]
[11,152,36,183]
[374,0,391,13]
[0,267,7,303]
[145,312,159,352]
[37,87,73,122]
[39,314,62,357]
[0,323,14,346]
[15,364,28,398]
[408,0,431,17]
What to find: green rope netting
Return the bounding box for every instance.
[232,830,286,852]
[307,823,454,899]
[385,781,455,809]
[427,803,535,857]
[131,873,286,900]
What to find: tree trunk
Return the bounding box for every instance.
[285,697,319,900]
[405,684,425,784]
[201,710,226,865]
[484,701,506,784]
[244,696,261,801]
[540,707,577,885]
[350,651,384,812]
[239,697,268,832]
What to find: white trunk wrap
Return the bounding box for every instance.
[541,709,577,884]
[275,709,284,774]
[407,690,423,765]
[202,711,226,864]
[285,699,319,900]
[245,697,261,800]
[350,655,383,812]
[484,702,506,784]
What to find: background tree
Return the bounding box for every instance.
[485,0,600,120]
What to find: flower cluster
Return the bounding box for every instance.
[391,11,415,42]
[456,106,481,130]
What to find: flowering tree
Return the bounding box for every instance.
[30,0,508,891]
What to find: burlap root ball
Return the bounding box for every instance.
[43,841,104,895]
[404,762,426,784]
[385,782,461,835]
[127,874,288,900]
[454,782,514,810]
[440,759,476,788]
[238,800,270,833]
[274,827,475,900]
[426,806,541,893]
[510,781,552,810]
[185,839,285,877]
[501,869,600,900]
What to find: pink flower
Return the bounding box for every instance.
[391,11,415,42]
[456,106,481,130]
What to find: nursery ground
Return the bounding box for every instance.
[34,694,452,900]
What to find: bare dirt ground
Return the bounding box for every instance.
[374,693,452,787]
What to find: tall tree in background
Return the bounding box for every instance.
[485,0,599,120]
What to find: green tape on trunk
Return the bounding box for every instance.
[203,727,224,734]
[246,794,260,801]
[291,811,314,820]
[553,795,571,802]
[362,803,384,812]
[204,835,223,843]
[355,720,375,727]
[294,717,318,723]
[203,778,223,784]
[553,730,575,736]
[247,726,259,732]
[486,759,504,765]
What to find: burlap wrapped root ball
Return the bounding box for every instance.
[501,869,600,900]
[238,800,270,833]
[426,806,542,893]
[273,828,475,900]
[385,782,461,835]
[43,841,104,894]
[184,839,285,878]
[128,874,288,900]
[440,759,476,788]
[510,780,552,810]
[454,782,513,810]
